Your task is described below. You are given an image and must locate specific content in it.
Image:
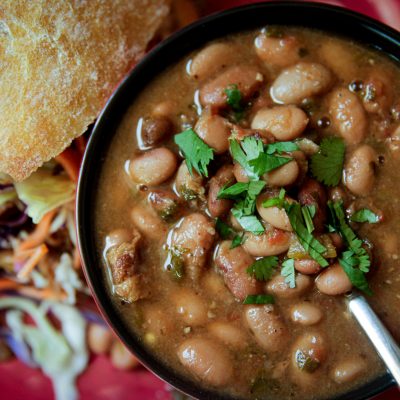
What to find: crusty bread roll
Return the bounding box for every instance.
[0,0,170,181]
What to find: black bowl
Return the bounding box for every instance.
[77,2,398,399]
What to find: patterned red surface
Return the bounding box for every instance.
[1,1,400,399]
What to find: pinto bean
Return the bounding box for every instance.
[173,213,215,280]
[148,189,180,221]
[264,159,300,187]
[256,193,292,231]
[208,321,247,349]
[189,42,238,80]
[105,229,132,249]
[208,165,235,218]
[129,148,177,186]
[140,115,173,147]
[331,358,367,384]
[270,62,332,104]
[251,106,308,140]
[195,113,232,154]
[215,241,262,301]
[87,323,113,355]
[175,162,205,201]
[245,304,289,353]
[266,274,312,299]
[171,288,208,326]
[329,88,367,145]
[290,303,323,325]
[177,338,233,387]
[294,259,321,275]
[200,65,263,108]
[110,340,139,370]
[316,263,352,295]
[255,33,300,67]
[131,206,167,240]
[298,179,327,233]
[362,71,393,114]
[291,332,327,372]
[243,226,291,257]
[233,163,249,183]
[344,144,377,196]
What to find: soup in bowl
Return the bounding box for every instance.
[77,3,400,399]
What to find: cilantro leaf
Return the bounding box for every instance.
[215,218,245,248]
[243,294,275,305]
[328,201,372,295]
[284,203,328,267]
[350,209,379,224]
[217,182,249,199]
[302,205,315,233]
[231,210,265,235]
[215,218,235,239]
[249,153,292,176]
[246,256,278,281]
[231,233,245,249]
[281,259,296,288]
[310,137,345,186]
[229,137,263,180]
[262,188,286,209]
[266,141,299,154]
[339,256,372,296]
[225,84,244,121]
[174,129,214,177]
[329,201,371,273]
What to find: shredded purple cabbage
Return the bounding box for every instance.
[81,309,108,327]
[0,327,37,368]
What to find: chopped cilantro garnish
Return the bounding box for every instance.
[243,294,275,305]
[217,182,249,199]
[262,188,286,209]
[225,84,244,121]
[215,218,235,239]
[246,256,278,281]
[281,258,296,288]
[266,141,299,155]
[310,137,345,186]
[231,210,265,235]
[350,209,379,224]
[284,203,329,267]
[230,137,263,180]
[295,351,320,373]
[165,246,185,280]
[302,205,315,233]
[231,233,245,249]
[215,218,245,248]
[230,137,294,181]
[249,153,293,177]
[174,129,214,177]
[328,201,372,295]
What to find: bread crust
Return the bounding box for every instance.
[0,0,170,181]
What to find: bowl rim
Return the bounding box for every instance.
[77,2,399,399]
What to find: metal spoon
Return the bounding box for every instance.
[346,291,400,386]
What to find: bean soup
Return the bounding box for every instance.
[94,26,400,399]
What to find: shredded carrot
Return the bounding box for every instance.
[17,210,56,253]
[18,286,66,301]
[75,136,87,157]
[172,0,199,28]
[73,247,82,269]
[55,147,81,182]
[0,278,19,291]
[17,244,49,280]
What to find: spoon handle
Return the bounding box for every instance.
[347,292,400,386]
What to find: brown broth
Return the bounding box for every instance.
[94,27,400,399]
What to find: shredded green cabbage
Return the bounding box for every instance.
[0,297,88,400]
[0,189,17,207]
[14,167,75,223]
